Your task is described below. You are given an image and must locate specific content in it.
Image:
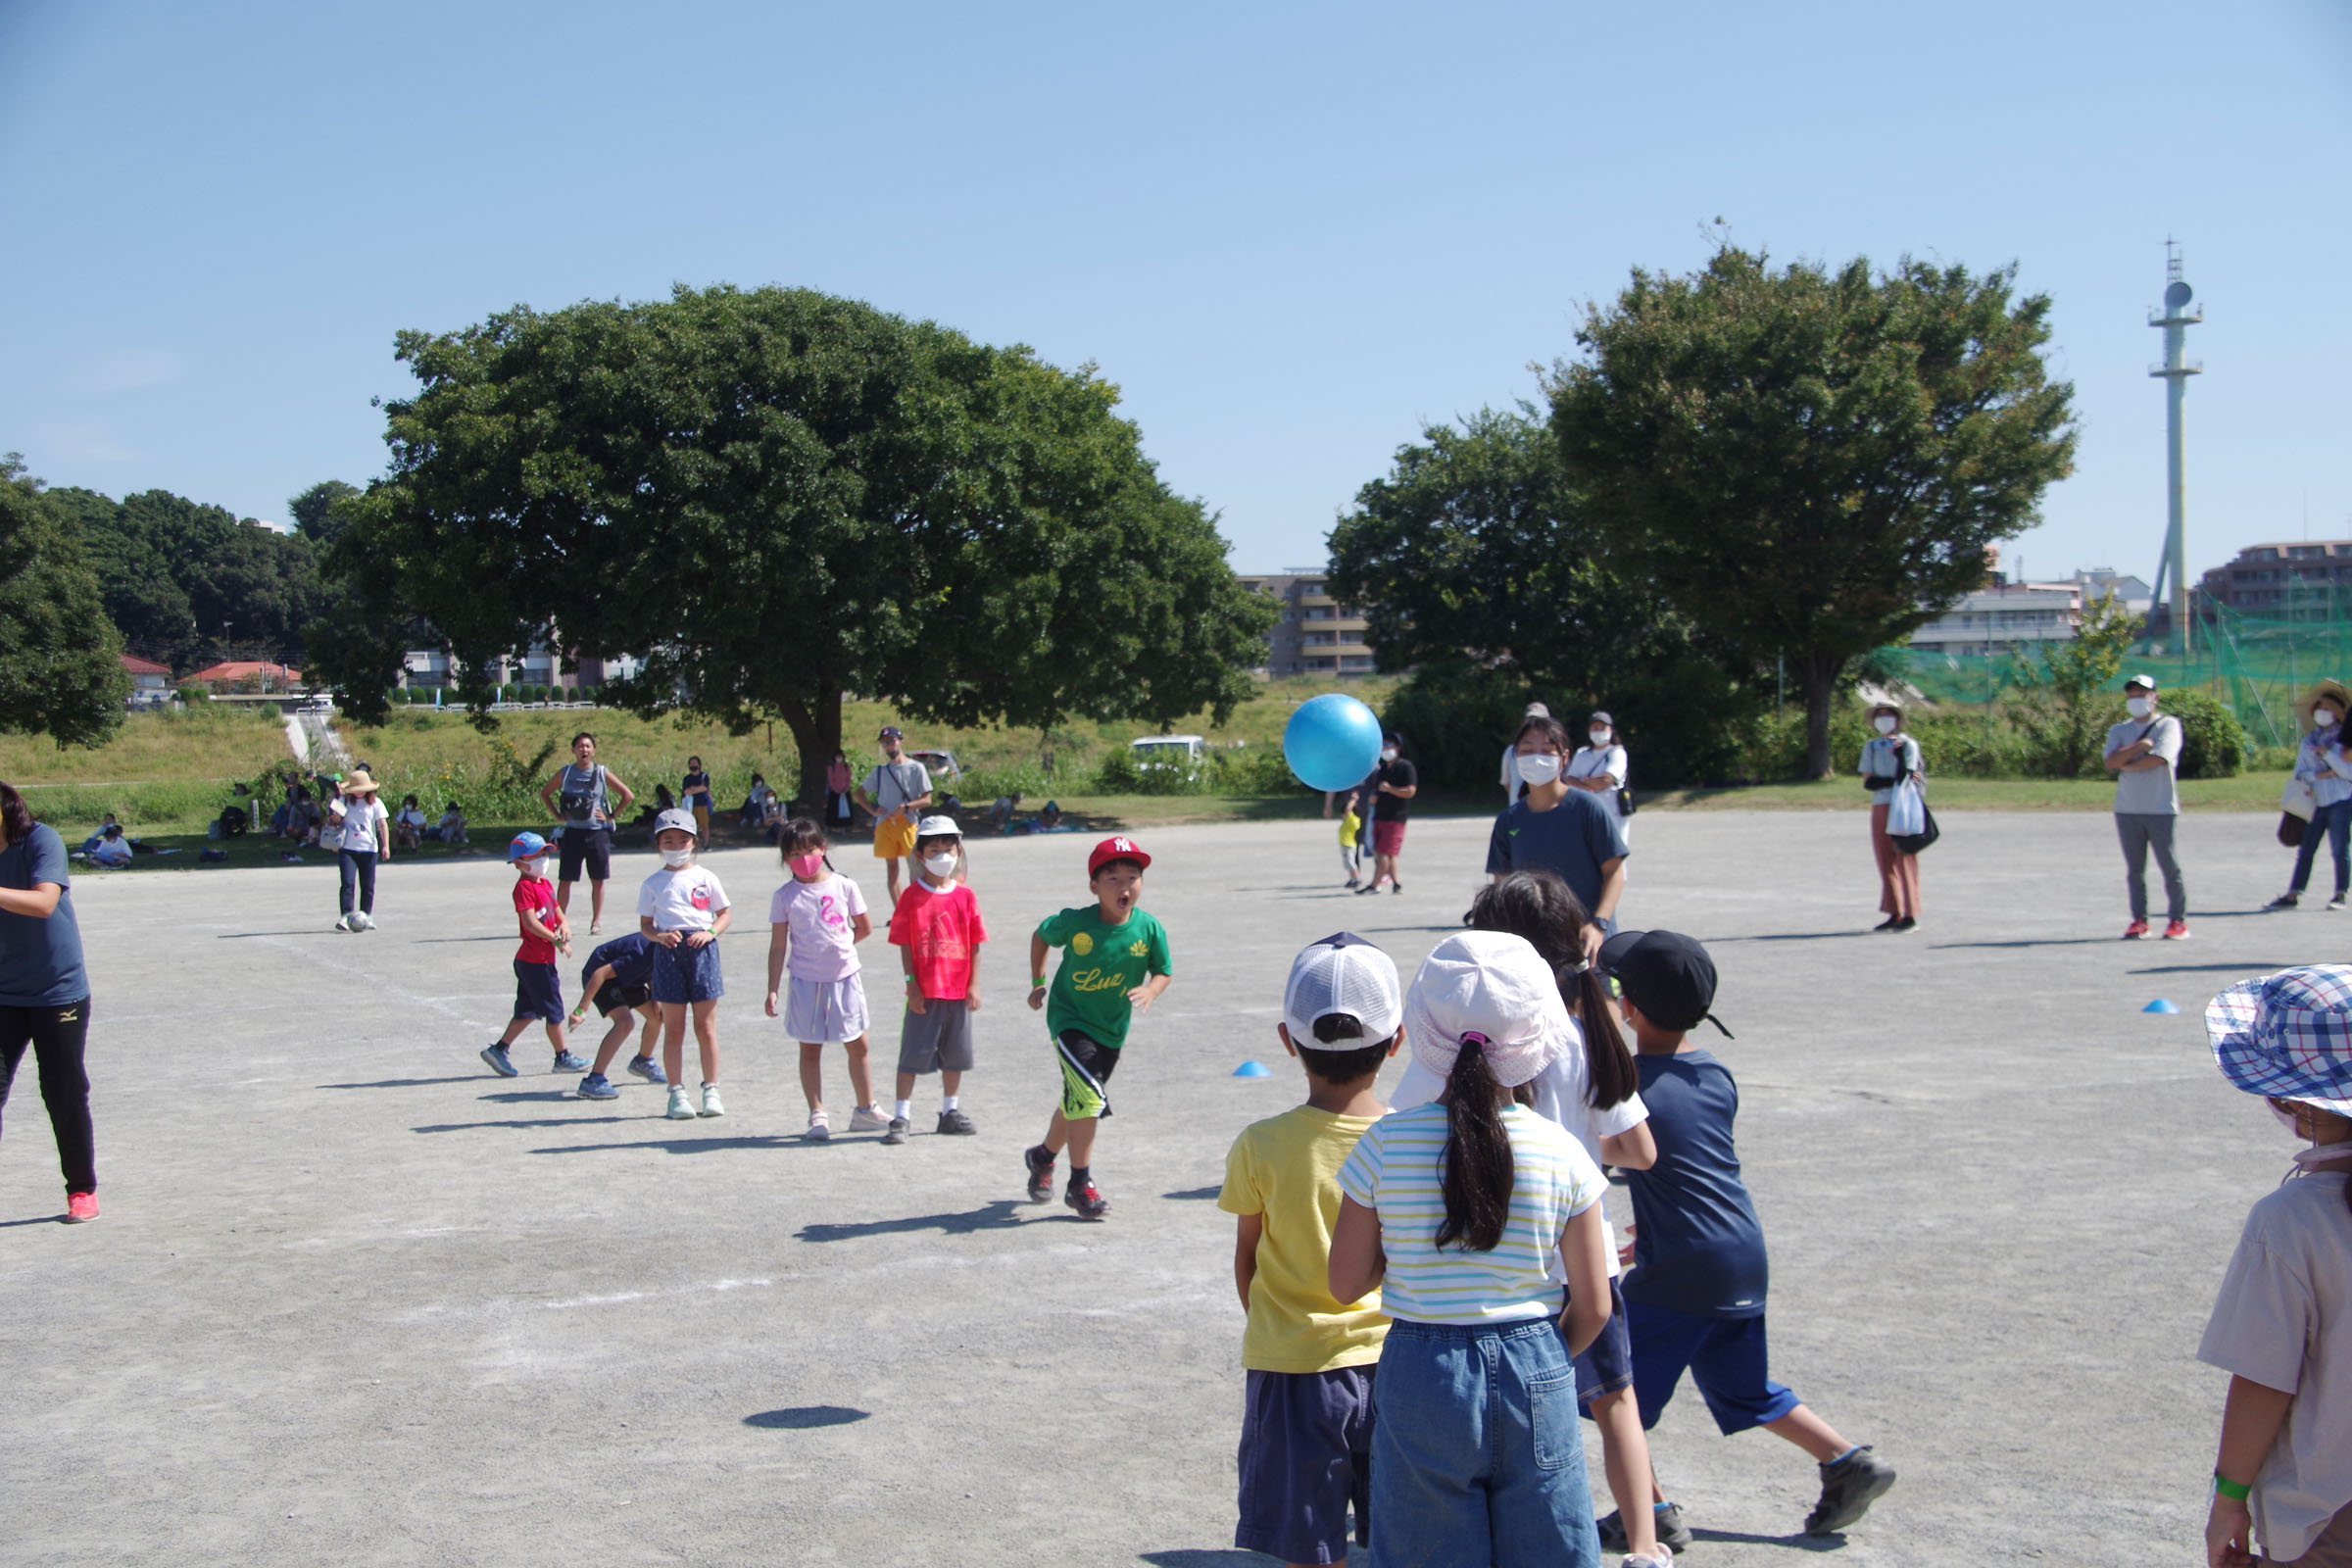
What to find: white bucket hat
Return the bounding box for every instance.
[1404,930,1570,1089]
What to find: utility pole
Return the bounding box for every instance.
[2149,240,2203,654]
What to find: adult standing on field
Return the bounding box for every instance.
[680,755,714,848]
[1357,732,1417,896]
[825,750,856,828]
[857,725,932,907]
[0,781,99,1223]
[1500,701,1552,804]
[1489,715,1629,960]
[327,767,392,933]
[539,731,637,937]
[2268,679,2352,912]
[2104,674,2188,941]
[1858,704,1924,933]
[1566,710,1633,844]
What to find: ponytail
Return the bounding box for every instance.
[1571,966,1639,1109]
[1436,1036,1515,1252]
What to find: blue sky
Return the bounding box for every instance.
[3,0,2346,580]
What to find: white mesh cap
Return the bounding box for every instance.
[1284,932,1404,1047]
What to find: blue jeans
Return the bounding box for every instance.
[2291,798,2352,898]
[1370,1318,1599,1568]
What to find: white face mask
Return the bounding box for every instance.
[1379,748,1397,762]
[660,847,692,868]
[1516,753,1563,787]
[2126,697,2153,718]
[1588,729,1610,746]
[921,853,959,880]
[1874,714,1898,734]
[2321,709,2342,728]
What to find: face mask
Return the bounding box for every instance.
[1874,715,1898,734]
[518,857,549,878]
[1517,754,1563,787]
[2322,710,2342,728]
[2126,697,2152,718]
[660,847,692,868]
[1589,730,1610,746]
[789,853,825,879]
[922,853,959,880]
[1379,748,1397,762]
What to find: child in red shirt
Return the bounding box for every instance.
[480,832,586,1078]
[881,816,988,1144]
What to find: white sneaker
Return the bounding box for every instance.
[803,1110,831,1143]
[849,1105,890,1133]
[664,1087,696,1121]
[334,914,355,932]
[699,1084,725,1118]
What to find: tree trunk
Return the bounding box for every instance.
[774,685,844,814]
[1800,656,1842,781]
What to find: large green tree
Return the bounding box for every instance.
[1549,247,2077,777]
[316,284,1276,801]
[54,485,324,670]
[1328,406,1754,785]
[0,456,130,747]
[288,479,362,548]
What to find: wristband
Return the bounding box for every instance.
[1031,977,1048,989]
[2214,1473,2252,1502]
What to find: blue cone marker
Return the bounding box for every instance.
[2143,999,2181,1014]
[1233,1060,1272,1078]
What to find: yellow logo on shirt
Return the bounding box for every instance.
[1128,939,1148,956]
[1068,966,1129,995]
[1070,931,1094,956]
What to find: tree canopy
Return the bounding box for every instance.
[0,456,130,748]
[316,283,1275,800]
[51,485,324,670]
[1548,247,2077,777]
[288,479,362,548]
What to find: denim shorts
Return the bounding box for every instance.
[1570,1276,1634,1405]
[1235,1365,1375,1564]
[1370,1318,1600,1568]
[649,938,723,1004]
[1627,1299,1801,1436]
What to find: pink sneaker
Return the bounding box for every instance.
[2164,919,2191,940]
[63,1191,98,1223]
[2122,918,2150,940]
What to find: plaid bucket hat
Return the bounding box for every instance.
[2206,966,2352,1115]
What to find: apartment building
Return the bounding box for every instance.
[1236,571,1378,677]
[2198,540,2352,613]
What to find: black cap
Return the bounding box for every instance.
[1598,929,1731,1037]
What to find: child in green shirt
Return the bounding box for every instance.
[1022,835,1172,1219]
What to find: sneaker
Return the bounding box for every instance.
[2268,893,2301,909]
[1023,1143,1056,1201]
[1805,1446,1897,1535]
[1597,1502,1691,1555]
[1872,914,1901,932]
[1345,876,1360,890]
[63,1191,99,1224]
[479,1044,519,1078]
[1065,1180,1110,1220]
[848,1105,890,1133]
[2122,918,2150,940]
[936,1108,977,1136]
[625,1054,667,1084]
[1355,883,1379,896]
[1891,915,1917,933]
[1392,881,1402,895]
[699,1084,725,1118]
[881,1116,910,1146]
[2163,918,2191,941]
[2330,896,2347,912]
[575,1073,618,1101]
[334,914,356,933]
[664,1087,697,1120]
[551,1050,589,1072]
[804,1110,832,1143]
[1623,1557,1675,1568]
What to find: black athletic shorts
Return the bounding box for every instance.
[594,981,653,1017]
[558,826,612,882]
[1054,1028,1121,1120]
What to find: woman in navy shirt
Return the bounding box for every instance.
[0,781,98,1222]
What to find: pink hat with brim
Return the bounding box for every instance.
[1405,930,1570,1089]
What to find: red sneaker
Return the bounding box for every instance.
[2163,919,2190,941]
[63,1191,98,1223]
[2122,919,2150,940]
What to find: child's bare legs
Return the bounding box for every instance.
[589,1007,639,1076]
[894,1067,962,1103]
[1764,1404,1853,1463]
[661,1002,690,1086]
[496,1015,533,1048]
[689,998,719,1086]
[1041,1107,1098,1168]
[587,876,607,930]
[1589,1388,1661,1556]
[843,1034,874,1108]
[556,877,578,918]
[542,1019,567,1057]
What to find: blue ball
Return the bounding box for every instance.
[1283,693,1384,793]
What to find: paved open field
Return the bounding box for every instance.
[3,808,2324,1565]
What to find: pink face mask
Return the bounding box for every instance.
[789,853,825,879]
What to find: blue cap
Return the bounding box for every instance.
[507,830,555,863]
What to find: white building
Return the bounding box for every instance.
[1908,582,2082,655]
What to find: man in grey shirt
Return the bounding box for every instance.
[2103,673,2187,940]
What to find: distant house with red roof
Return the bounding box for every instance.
[185,660,302,693]
[118,654,172,691]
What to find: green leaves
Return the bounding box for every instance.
[0,460,130,748]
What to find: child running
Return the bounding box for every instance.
[1601,927,1897,1540]
[1022,835,1172,1220]
[2197,966,2352,1568]
[882,815,987,1145]
[481,832,587,1078]
[1219,932,1400,1568]
[566,929,667,1100]
[1388,870,1669,1564]
[764,818,885,1143]
[638,808,731,1121]
[1329,929,1612,1565]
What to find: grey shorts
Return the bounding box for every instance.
[898,998,976,1075]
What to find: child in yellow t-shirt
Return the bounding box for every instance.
[1218,932,1402,1568]
[1338,801,1363,890]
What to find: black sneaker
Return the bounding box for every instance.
[1064,1180,1110,1220]
[1891,916,1916,933]
[1023,1144,1056,1202]
[936,1108,977,1135]
[2269,892,2301,909]
[1805,1446,1896,1535]
[880,1116,909,1146]
[1597,1502,1691,1554]
[1872,914,1901,932]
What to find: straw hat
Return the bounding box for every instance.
[339,768,383,796]
[2295,679,2352,731]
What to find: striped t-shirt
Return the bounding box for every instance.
[1336,1101,1604,1324]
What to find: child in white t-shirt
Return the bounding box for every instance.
[763,818,880,1143]
[636,808,732,1121]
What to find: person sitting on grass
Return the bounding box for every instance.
[393,795,427,852]
[86,825,133,869]
[432,803,467,845]
[78,813,121,856]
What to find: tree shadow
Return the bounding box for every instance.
[744,1405,868,1430]
[1162,1186,1222,1200]
[796,1200,1031,1242]
[416,1116,638,1133]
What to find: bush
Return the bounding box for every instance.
[1379,660,1755,792]
[175,681,210,705]
[2164,689,2244,779]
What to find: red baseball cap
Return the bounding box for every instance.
[1088,835,1152,875]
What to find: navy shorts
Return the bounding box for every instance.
[512,959,564,1024]
[1569,1276,1634,1406]
[593,981,654,1018]
[1627,1298,1801,1436]
[650,938,724,1004]
[1235,1365,1375,1564]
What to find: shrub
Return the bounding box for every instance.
[1379,659,1755,792]
[176,681,210,705]
[2164,689,2244,779]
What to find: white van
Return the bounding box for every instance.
[1129,735,1206,771]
